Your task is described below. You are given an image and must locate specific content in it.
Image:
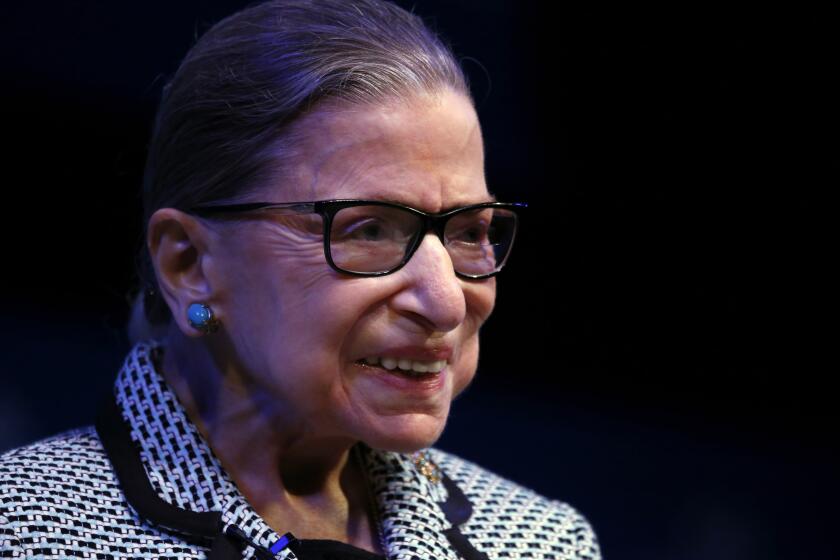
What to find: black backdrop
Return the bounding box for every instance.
[0,3,834,559]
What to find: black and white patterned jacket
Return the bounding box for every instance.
[0,342,601,559]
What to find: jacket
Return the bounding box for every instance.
[0,342,601,559]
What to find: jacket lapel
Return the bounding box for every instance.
[359,443,460,560]
[114,342,461,560]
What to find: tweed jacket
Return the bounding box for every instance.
[0,342,600,559]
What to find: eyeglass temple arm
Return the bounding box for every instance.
[188,202,317,216]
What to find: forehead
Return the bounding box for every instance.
[271,90,490,212]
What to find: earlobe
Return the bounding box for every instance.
[147,208,216,337]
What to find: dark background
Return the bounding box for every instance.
[0,2,834,559]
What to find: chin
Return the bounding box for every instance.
[364,413,448,453]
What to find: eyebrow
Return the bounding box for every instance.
[371,192,498,212]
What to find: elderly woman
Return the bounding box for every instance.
[0,1,599,559]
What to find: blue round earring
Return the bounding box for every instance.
[187,303,220,334]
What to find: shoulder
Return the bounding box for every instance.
[1,425,105,462]
[0,426,110,494]
[1,427,110,556]
[429,447,601,560]
[0,427,199,558]
[0,426,110,491]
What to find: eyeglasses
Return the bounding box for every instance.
[188,199,526,279]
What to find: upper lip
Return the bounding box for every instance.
[359,345,454,363]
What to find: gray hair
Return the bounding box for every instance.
[132,0,472,335]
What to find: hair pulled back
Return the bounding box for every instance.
[134,0,471,332]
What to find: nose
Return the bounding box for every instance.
[389,232,467,333]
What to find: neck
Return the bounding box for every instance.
[156,328,378,549]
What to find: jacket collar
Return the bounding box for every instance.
[110,341,459,560]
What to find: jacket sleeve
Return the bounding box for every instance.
[0,513,23,558]
[552,500,602,560]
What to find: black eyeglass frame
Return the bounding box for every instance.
[187,199,527,280]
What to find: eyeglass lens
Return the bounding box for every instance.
[328,205,517,276]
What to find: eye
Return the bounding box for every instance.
[446,207,498,245]
[355,220,384,241]
[331,205,417,245]
[451,220,491,244]
[337,218,387,241]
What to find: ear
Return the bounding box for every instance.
[147,208,218,337]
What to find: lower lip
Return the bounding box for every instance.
[355,361,446,395]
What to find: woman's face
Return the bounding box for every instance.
[208,89,496,452]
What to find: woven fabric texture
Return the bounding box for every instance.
[0,342,600,559]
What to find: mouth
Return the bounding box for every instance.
[354,356,446,380]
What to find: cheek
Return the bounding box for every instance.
[216,227,328,314]
[210,230,337,372]
[465,278,497,325]
[452,336,481,397]
[452,279,496,396]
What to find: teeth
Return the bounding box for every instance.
[425,360,446,373]
[381,357,398,370]
[362,356,446,374]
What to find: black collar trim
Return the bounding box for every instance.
[96,393,222,541]
[97,378,487,560]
